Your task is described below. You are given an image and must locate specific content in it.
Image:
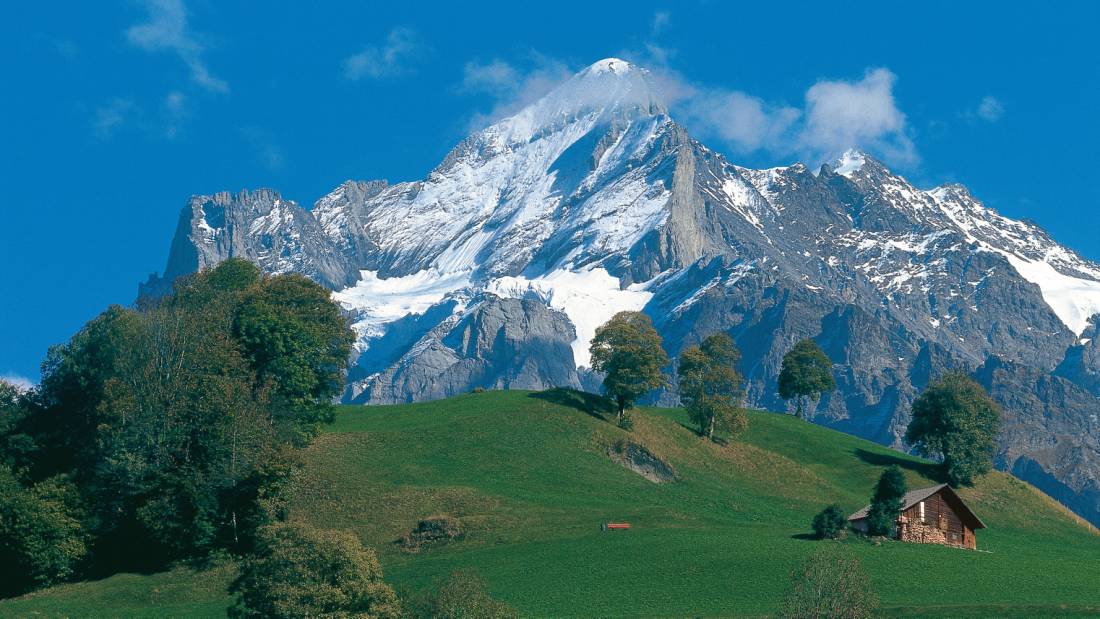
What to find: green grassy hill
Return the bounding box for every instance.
[4,389,1099,617]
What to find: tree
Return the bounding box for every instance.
[865,466,907,537]
[677,333,746,440]
[412,570,519,619]
[0,467,89,597]
[811,505,848,540]
[905,372,1001,487]
[777,546,878,619]
[589,311,669,426]
[229,522,401,619]
[8,259,356,573]
[778,339,836,419]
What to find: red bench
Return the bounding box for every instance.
[603,522,631,531]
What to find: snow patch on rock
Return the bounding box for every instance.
[485,267,653,368]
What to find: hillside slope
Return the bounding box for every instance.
[4,390,1099,617]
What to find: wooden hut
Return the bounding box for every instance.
[848,483,985,549]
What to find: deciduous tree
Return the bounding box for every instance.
[589,311,669,426]
[778,339,836,419]
[905,372,1001,487]
[677,333,746,440]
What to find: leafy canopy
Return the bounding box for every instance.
[5,258,355,574]
[777,339,836,419]
[905,372,1001,487]
[229,522,401,619]
[589,311,669,424]
[677,333,746,440]
[0,467,89,597]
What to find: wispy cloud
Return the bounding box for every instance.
[651,10,671,35]
[976,95,1005,122]
[344,27,424,80]
[460,55,573,130]
[1,373,34,393]
[93,98,137,139]
[126,0,227,93]
[639,57,916,167]
[241,127,285,171]
[90,93,190,140]
[162,91,187,138]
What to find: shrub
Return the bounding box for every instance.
[0,468,89,596]
[228,522,401,619]
[400,515,464,552]
[778,546,878,619]
[811,505,848,540]
[413,570,518,619]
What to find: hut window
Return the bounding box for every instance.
[919,501,925,523]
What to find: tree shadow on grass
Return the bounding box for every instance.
[854,448,945,483]
[790,533,819,541]
[528,388,614,421]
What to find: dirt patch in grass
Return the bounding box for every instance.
[607,438,677,483]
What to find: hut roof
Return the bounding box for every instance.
[848,483,986,529]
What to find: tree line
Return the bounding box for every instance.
[0,259,356,595]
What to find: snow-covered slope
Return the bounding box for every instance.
[144,58,1100,528]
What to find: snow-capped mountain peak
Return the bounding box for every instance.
[832,149,867,178]
[144,58,1100,529]
[491,57,666,145]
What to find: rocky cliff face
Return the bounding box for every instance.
[141,58,1100,526]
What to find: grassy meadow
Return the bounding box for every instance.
[3,389,1098,617]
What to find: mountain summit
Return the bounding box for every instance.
[141,59,1100,527]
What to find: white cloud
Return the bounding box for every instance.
[661,65,915,167]
[976,95,1004,122]
[455,49,917,169]
[93,98,136,139]
[162,91,187,138]
[683,89,800,153]
[798,68,915,166]
[344,28,423,80]
[460,55,573,130]
[1,373,34,393]
[126,0,227,93]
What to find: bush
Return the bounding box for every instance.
[811,505,848,540]
[412,570,518,619]
[228,522,401,618]
[399,515,464,552]
[617,413,635,431]
[0,468,89,596]
[778,546,878,619]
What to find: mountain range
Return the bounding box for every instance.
[140,58,1100,527]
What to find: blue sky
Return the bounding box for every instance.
[2,0,1098,384]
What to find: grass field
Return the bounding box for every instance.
[3,389,1099,617]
